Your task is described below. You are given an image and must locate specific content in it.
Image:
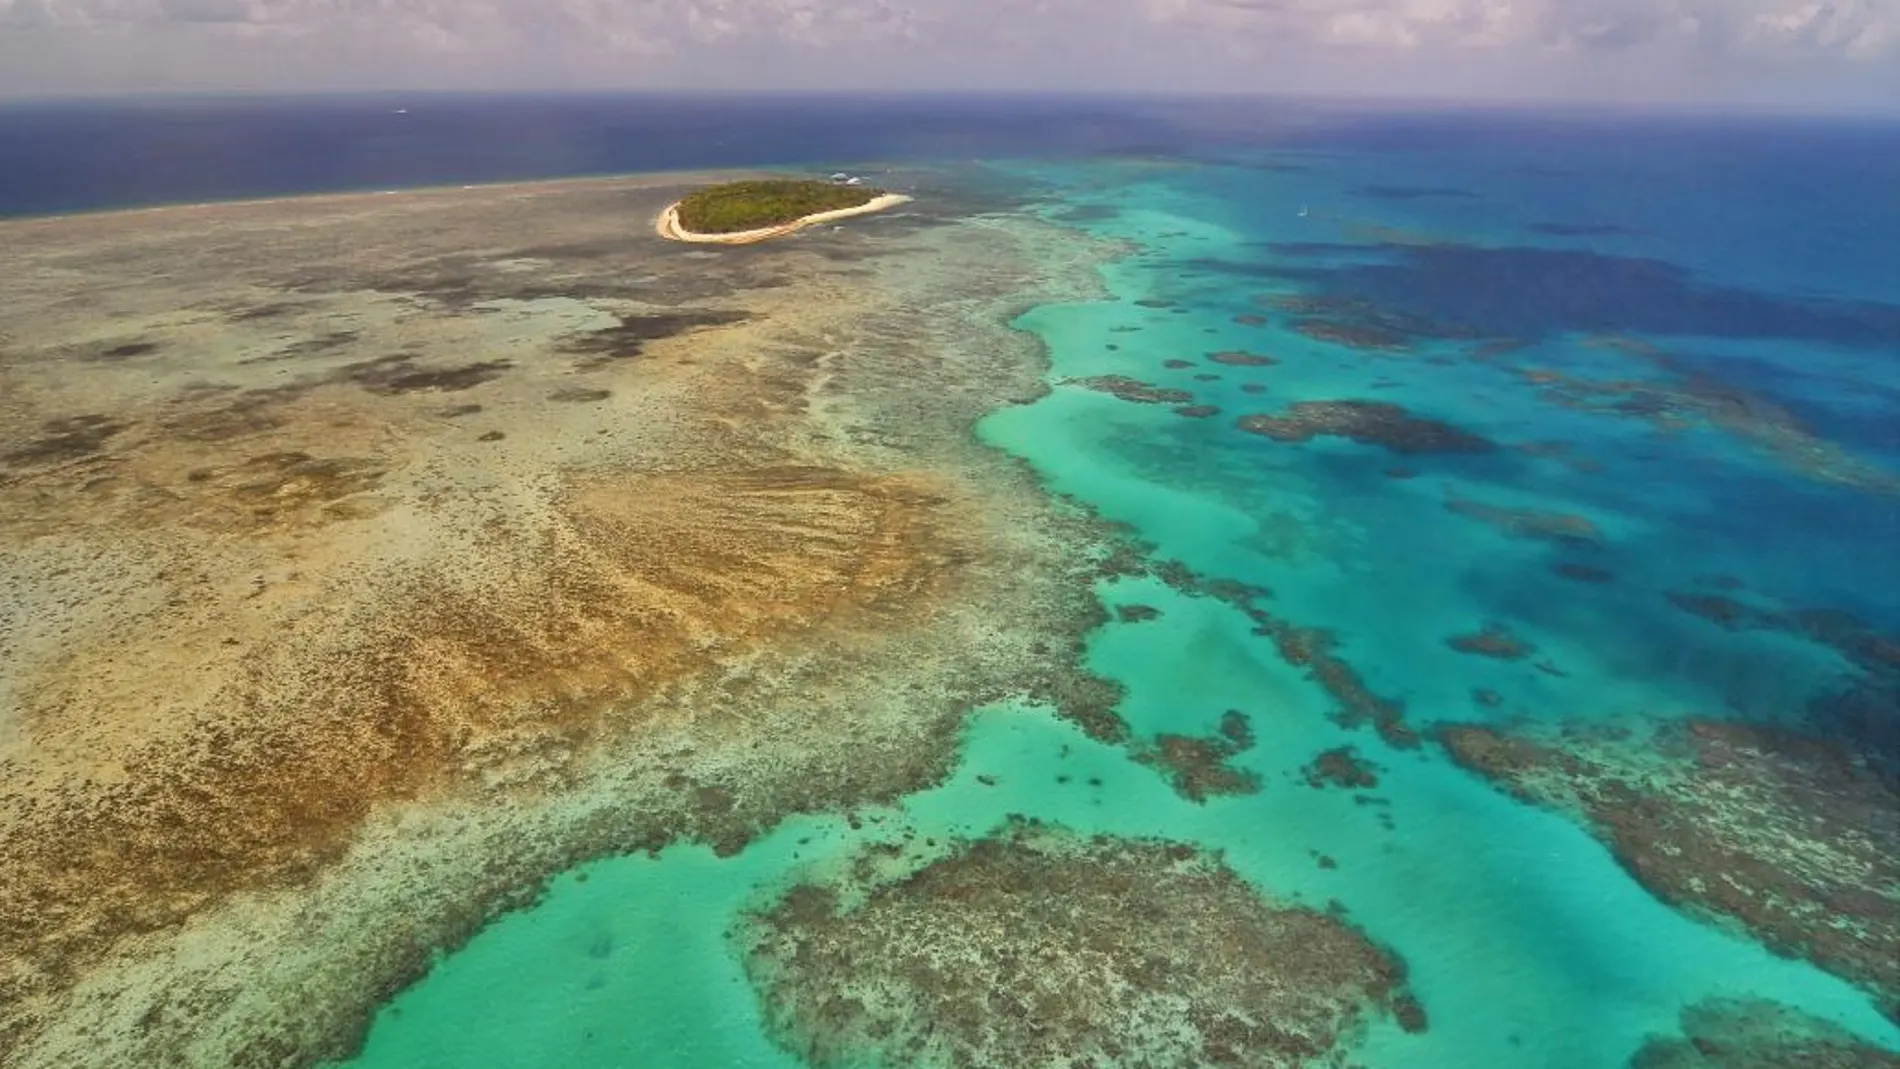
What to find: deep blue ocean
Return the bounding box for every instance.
[5,96,1897,1067]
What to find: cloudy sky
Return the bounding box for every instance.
[1,0,1895,108]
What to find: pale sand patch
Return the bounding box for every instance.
[657,193,914,245]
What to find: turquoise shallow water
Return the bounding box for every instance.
[336,117,1900,1068]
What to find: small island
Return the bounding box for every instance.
[657,178,911,245]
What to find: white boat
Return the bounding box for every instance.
[1298,204,1309,218]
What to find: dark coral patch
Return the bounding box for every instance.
[744,822,1423,1069]
[1304,746,1380,790]
[1291,320,1414,351]
[1552,561,1615,583]
[1175,405,1222,419]
[1218,709,1256,750]
[240,331,363,365]
[1164,359,1196,369]
[1446,623,1535,661]
[92,340,161,361]
[1630,999,1900,1069]
[1234,314,1268,327]
[1252,244,1900,349]
[1138,711,1260,803]
[1069,376,1195,405]
[1445,496,1604,544]
[548,387,613,404]
[1237,401,1495,455]
[1115,604,1162,623]
[341,354,513,395]
[1664,593,1900,693]
[1138,732,1262,802]
[1209,350,1277,367]
[1443,718,1900,1015]
[561,311,749,367]
[3,414,128,467]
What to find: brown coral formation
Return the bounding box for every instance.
[1238,401,1496,455]
[1665,593,1900,680]
[1444,495,1605,544]
[1304,746,1381,790]
[1630,999,1900,1069]
[742,822,1424,1069]
[1136,711,1261,803]
[1291,319,1414,351]
[1516,351,1900,497]
[0,177,1122,1066]
[1446,623,1536,660]
[1553,561,1616,583]
[1440,717,1900,1018]
[1068,375,1196,405]
[1209,350,1278,367]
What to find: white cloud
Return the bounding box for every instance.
[1142,0,1897,55]
[0,0,1894,97]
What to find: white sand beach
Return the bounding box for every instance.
[656,193,912,244]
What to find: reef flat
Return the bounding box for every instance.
[0,175,1120,1067]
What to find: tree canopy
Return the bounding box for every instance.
[673,179,882,234]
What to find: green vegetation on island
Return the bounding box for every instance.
[673,179,883,234]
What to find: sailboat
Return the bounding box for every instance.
[1298,204,1309,218]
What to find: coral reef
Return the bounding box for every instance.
[1136,711,1262,803]
[1069,375,1196,405]
[743,821,1424,1069]
[1446,623,1536,660]
[1304,746,1381,790]
[0,176,1125,1067]
[1444,496,1605,544]
[1209,350,1278,367]
[1630,999,1899,1069]
[1238,401,1496,455]
[1441,717,1900,1018]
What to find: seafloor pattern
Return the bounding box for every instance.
[4,117,1899,1069]
[743,820,1424,1069]
[0,176,1122,1067]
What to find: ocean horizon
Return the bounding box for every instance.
[5,93,1899,218]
